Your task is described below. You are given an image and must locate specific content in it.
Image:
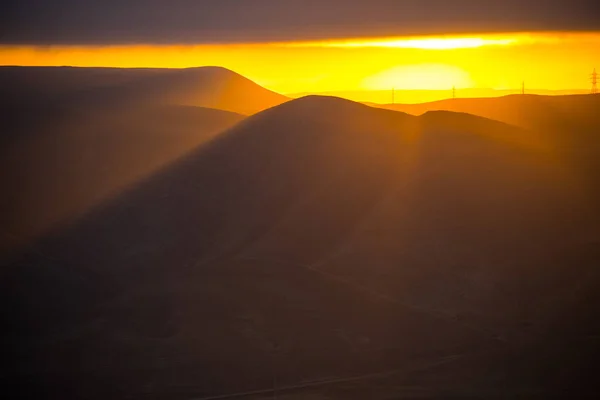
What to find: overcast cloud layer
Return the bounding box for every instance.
[1,0,599,45]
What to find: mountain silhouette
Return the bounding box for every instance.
[380,94,600,206]
[290,89,592,104]
[3,96,599,399]
[0,66,289,115]
[0,103,243,253]
[377,94,600,133]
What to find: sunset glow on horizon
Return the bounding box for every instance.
[2,31,598,103]
[280,34,518,49]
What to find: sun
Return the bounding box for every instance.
[362,64,474,91]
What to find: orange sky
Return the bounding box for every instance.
[1,31,598,102]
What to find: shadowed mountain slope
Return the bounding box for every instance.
[0,103,244,253]
[379,94,600,204]
[2,96,600,399]
[0,66,289,115]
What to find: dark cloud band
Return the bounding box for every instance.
[1,0,599,45]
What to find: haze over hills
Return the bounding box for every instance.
[378,94,600,203]
[0,103,244,254]
[375,93,600,132]
[0,66,289,115]
[0,65,290,252]
[2,0,599,396]
[3,95,600,399]
[290,89,592,104]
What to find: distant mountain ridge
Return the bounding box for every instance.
[377,93,600,205]
[0,66,289,115]
[375,93,600,131]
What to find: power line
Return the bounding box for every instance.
[592,68,598,94]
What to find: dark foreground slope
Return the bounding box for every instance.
[0,103,244,253]
[2,97,600,399]
[0,66,289,115]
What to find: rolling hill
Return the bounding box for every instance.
[1,65,293,252]
[0,103,244,254]
[379,94,600,204]
[376,94,600,137]
[291,89,591,104]
[0,66,289,115]
[3,96,599,399]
